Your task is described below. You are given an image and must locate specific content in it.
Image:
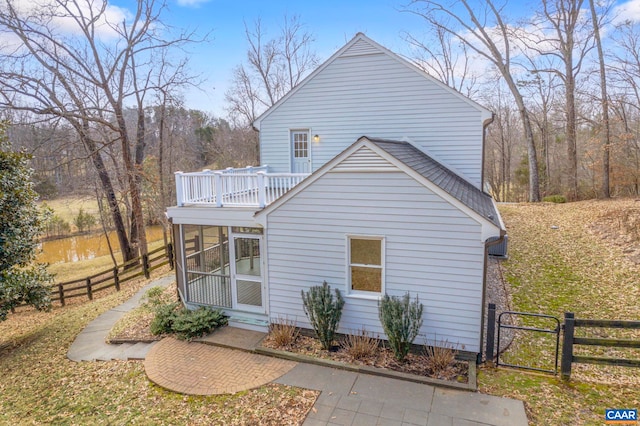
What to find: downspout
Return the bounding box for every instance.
[478,111,498,365]
[478,228,507,365]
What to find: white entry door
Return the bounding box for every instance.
[291,130,311,173]
[230,234,264,313]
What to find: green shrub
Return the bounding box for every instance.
[143,286,174,309]
[45,214,71,237]
[542,194,566,203]
[378,293,424,361]
[74,208,96,233]
[171,306,227,340]
[150,302,180,335]
[301,281,345,350]
[150,302,227,340]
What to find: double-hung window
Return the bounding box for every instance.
[348,236,384,295]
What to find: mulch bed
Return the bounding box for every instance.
[261,334,468,383]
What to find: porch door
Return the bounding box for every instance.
[291,130,311,173]
[230,234,264,312]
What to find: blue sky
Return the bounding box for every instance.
[112,0,640,117]
[156,0,430,116]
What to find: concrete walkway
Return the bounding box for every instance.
[277,363,527,426]
[67,275,174,362]
[68,276,529,425]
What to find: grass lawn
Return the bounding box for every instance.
[0,272,316,425]
[479,199,640,425]
[40,195,101,226]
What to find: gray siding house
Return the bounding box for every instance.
[167,33,505,357]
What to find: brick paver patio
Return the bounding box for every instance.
[144,337,297,395]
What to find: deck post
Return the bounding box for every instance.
[214,171,223,207]
[174,172,184,206]
[257,171,266,208]
[561,312,575,380]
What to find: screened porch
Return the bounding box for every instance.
[175,224,264,312]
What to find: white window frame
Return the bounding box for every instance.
[289,128,312,173]
[346,235,385,298]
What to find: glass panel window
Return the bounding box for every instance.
[293,132,308,158]
[348,236,384,294]
[234,237,261,276]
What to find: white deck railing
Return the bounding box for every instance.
[175,166,309,208]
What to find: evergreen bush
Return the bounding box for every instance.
[74,208,96,233]
[150,302,227,341]
[301,281,345,350]
[378,292,424,361]
[171,306,227,340]
[149,302,180,335]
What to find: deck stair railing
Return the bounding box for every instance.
[175,166,308,208]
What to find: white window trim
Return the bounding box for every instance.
[346,234,385,297]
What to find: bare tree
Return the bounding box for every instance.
[0,0,201,262]
[588,0,612,198]
[520,0,593,200]
[225,15,319,126]
[407,0,541,201]
[405,25,479,97]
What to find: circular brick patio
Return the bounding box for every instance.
[144,337,297,395]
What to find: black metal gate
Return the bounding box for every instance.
[486,303,561,374]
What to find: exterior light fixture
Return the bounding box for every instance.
[313,134,320,142]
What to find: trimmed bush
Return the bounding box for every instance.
[378,293,424,361]
[301,281,345,350]
[542,194,566,203]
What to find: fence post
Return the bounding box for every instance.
[58,283,65,306]
[143,254,150,279]
[113,267,120,291]
[486,303,496,365]
[167,242,174,270]
[561,312,575,380]
[86,277,93,301]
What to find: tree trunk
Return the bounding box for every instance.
[589,0,611,198]
[82,134,136,262]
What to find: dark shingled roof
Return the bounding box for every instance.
[364,137,502,229]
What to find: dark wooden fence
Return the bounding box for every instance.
[51,243,174,306]
[560,312,640,379]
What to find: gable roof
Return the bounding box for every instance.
[256,136,504,236]
[252,33,492,130]
[364,138,501,228]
